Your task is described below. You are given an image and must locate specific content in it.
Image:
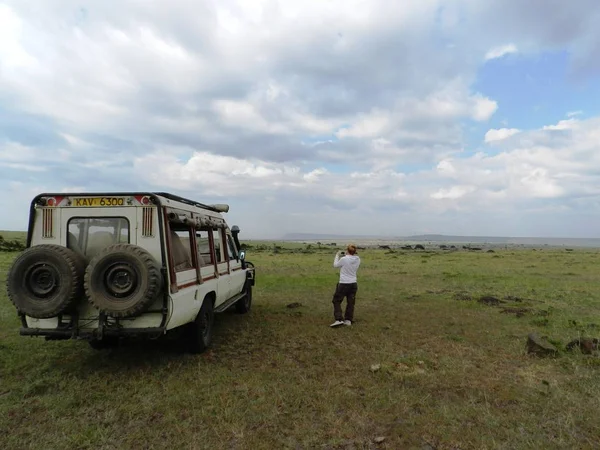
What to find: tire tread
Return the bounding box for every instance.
[6,244,86,318]
[84,244,162,318]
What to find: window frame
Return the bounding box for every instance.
[212,228,224,264]
[195,229,215,268]
[164,216,200,292]
[226,233,238,262]
[66,216,130,257]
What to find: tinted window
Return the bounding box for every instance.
[196,230,214,267]
[170,228,194,272]
[212,229,222,263]
[227,235,237,260]
[68,217,129,258]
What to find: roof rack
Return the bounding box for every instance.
[154,192,222,213]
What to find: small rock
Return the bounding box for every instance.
[479,295,502,306]
[370,364,381,372]
[286,302,302,309]
[373,436,386,444]
[453,292,472,301]
[566,338,599,355]
[526,333,558,357]
[500,307,532,318]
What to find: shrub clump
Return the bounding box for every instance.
[0,235,26,252]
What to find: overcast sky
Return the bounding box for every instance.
[2,1,600,239]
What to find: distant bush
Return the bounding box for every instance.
[0,238,26,252]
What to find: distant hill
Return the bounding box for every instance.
[281,233,600,248]
[281,233,386,241]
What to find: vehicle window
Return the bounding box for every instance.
[227,235,237,261]
[168,226,195,272]
[68,217,129,258]
[212,229,222,263]
[196,230,214,267]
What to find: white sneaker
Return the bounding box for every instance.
[344,320,352,326]
[330,320,344,327]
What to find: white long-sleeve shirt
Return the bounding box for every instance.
[333,253,361,283]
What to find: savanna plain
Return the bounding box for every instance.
[1,234,600,449]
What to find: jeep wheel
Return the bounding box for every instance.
[84,244,162,318]
[235,282,252,314]
[6,245,86,318]
[188,297,214,354]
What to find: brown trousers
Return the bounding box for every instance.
[332,282,358,321]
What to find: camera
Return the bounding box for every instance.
[339,251,345,256]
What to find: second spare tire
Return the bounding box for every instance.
[84,244,163,318]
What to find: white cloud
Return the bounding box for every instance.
[213,100,290,135]
[133,148,411,207]
[132,115,599,210]
[0,141,40,162]
[471,95,498,121]
[335,110,391,139]
[485,43,518,60]
[436,159,456,175]
[542,119,577,130]
[520,168,564,198]
[430,117,600,206]
[0,5,36,68]
[303,168,329,182]
[431,185,476,200]
[484,128,520,143]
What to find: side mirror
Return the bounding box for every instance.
[239,251,246,261]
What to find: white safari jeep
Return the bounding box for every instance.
[6,192,256,353]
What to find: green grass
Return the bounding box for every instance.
[0,230,26,243]
[2,247,600,449]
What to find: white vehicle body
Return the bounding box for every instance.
[7,192,256,352]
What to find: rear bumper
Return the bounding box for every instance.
[20,326,165,340]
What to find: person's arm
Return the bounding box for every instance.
[333,251,344,268]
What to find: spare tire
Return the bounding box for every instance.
[6,244,86,318]
[84,244,163,318]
